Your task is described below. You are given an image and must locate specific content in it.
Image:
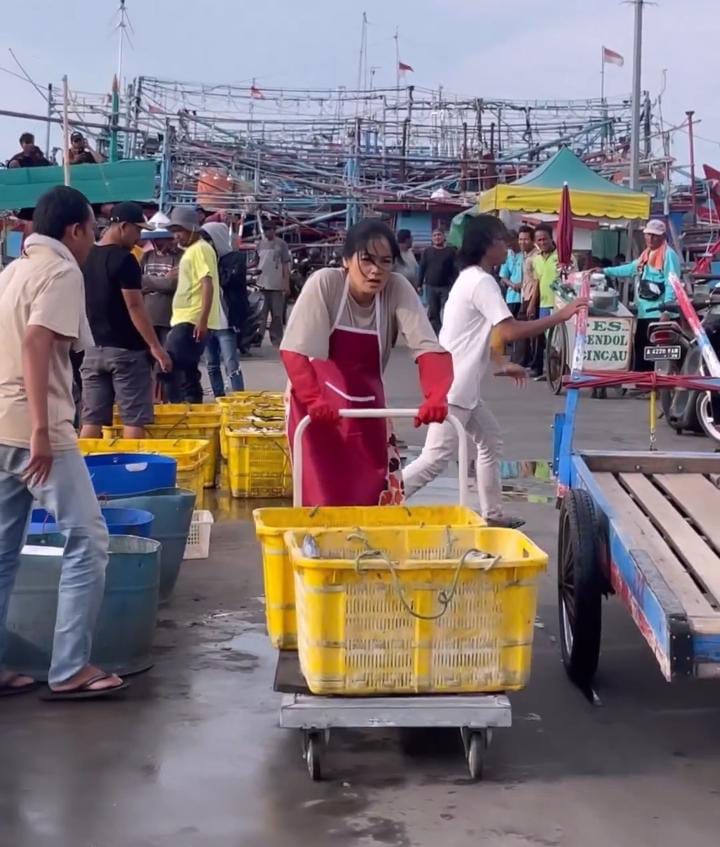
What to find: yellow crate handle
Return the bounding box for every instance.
[347,532,500,622]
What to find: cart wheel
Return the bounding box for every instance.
[465,730,488,781]
[547,324,568,395]
[557,490,603,693]
[305,731,323,781]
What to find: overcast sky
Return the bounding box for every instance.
[1,0,718,167]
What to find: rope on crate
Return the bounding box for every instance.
[346,531,498,622]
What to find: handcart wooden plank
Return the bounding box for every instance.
[582,450,720,475]
[593,472,718,622]
[619,473,720,606]
[653,474,720,552]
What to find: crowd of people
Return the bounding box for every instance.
[0,169,681,698]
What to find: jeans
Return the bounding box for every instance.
[0,446,109,685]
[205,329,245,397]
[426,286,449,335]
[261,290,286,347]
[530,307,553,374]
[403,402,504,519]
[163,322,206,404]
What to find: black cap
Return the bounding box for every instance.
[70,131,84,142]
[108,202,152,229]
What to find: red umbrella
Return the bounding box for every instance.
[556,181,574,271]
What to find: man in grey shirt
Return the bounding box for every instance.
[256,222,291,347]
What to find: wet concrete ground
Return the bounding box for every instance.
[2,348,720,847]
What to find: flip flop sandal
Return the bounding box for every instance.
[0,675,39,698]
[41,672,129,702]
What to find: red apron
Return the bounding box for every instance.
[287,280,399,507]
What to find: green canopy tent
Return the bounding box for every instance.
[448,147,651,247]
[0,160,157,211]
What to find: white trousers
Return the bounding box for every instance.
[403,402,504,519]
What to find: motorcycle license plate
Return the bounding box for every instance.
[644,345,682,362]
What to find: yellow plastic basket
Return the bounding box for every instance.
[226,429,291,499]
[219,402,285,459]
[217,391,284,406]
[253,505,486,649]
[80,438,209,500]
[112,403,222,427]
[285,526,547,695]
[103,419,221,488]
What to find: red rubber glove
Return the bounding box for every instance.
[280,350,340,424]
[415,351,453,427]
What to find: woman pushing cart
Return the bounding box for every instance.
[280,219,453,507]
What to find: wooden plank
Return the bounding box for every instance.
[654,474,720,553]
[594,473,716,621]
[620,472,720,607]
[583,451,720,475]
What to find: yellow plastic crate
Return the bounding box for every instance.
[285,526,547,695]
[226,429,291,499]
[112,403,221,427]
[253,505,486,650]
[79,437,211,470]
[80,438,208,500]
[219,403,285,459]
[175,459,206,501]
[103,422,220,488]
[217,391,284,406]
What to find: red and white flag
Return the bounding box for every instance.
[398,61,414,73]
[250,84,265,100]
[602,46,624,67]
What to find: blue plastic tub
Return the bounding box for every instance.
[29,507,154,538]
[85,453,177,496]
[4,534,161,679]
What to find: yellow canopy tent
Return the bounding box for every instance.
[478,147,650,220]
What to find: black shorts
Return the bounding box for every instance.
[80,346,154,427]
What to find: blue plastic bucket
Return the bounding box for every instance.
[4,534,161,679]
[29,507,154,539]
[85,453,177,496]
[108,488,196,602]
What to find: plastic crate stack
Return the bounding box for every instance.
[79,437,211,501]
[218,392,290,498]
[102,404,222,491]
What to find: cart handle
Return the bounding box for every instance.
[292,409,469,508]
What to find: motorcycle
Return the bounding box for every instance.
[646,284,720,443]
[237,274,265,353]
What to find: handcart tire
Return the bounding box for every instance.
[466,730,488,781]
[305,731,323,781]
[557,490,602,691]
[547,324,568,395]
[696,392,720,445]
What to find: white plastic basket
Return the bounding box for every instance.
[184,510,214,560]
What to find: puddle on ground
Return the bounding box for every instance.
[198,459,555,520]
[500,460,555,505]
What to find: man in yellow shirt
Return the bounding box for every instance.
[165,207,221,402]
[527,224,560,379]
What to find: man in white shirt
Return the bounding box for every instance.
[403,215,586,527]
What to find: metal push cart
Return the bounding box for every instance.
[552,273,720,696]
[275,409,517,781]
[547,273,635,397]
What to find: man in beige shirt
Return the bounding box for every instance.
[0,186,125,700]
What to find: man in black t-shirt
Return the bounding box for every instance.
[80,203,171,438]
[419,229,457,334]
